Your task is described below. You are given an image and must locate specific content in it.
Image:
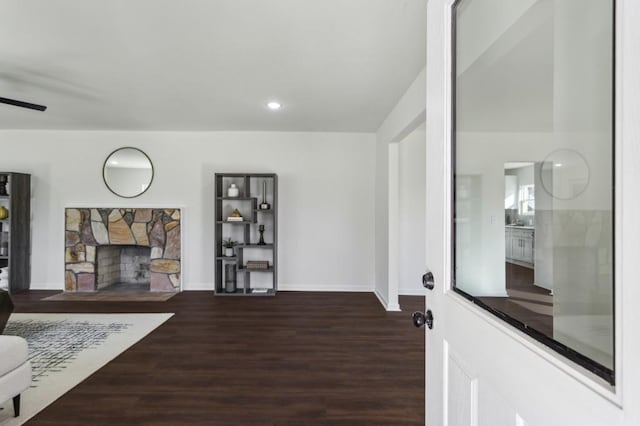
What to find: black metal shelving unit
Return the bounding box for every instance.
[214,173,277,296]
[0,173,31,294]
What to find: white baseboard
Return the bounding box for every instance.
[471,290,510,298]
[533,282,553,292]
[374,288,401,311]
[399,289,427,296]
[30,282,63,290]
[31,282,374,292]
[30,282,383,302]
[278,283,373,292]
[506,259,534,269]
[182,282,214,291]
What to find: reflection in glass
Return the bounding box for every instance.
[453,0,614,382]
[103,147,154,198]
[540,149,590,200]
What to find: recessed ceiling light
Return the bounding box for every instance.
[554,163,563,167]
[266,101,282,111]
[110,160,119,165]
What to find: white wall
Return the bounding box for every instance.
[375,66,426,310]
[374,133,390,306]
[399,123,426,295]
[0,130,376,292]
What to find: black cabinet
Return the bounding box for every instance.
[0,173,31,293]
[214,173,277,296]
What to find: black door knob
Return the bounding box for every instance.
[412,310,434,329]
[422,271,435,290]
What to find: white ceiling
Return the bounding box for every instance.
[0,0,426,131]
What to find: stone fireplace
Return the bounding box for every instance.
[65,208,181,292]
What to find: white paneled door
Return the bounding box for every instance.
[422,0,640,425]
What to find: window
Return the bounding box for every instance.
[452,0,615,384]
[518,184,534,216]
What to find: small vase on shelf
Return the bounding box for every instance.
[224,264,237,293]
[257,225,266,245]
[227,183,239,198]
[0,232,8,256]
[259,181,271,210]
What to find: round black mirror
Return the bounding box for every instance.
[103,147,154,198]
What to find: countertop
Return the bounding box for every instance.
[505,225,535,230]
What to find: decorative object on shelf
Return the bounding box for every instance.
[251,288,269,294]
[259,180,271,210]
[222,238,237,257]
[227,183,240,198]
[0,175,7,196]
[0,205,8,220]
[0,233,7,256]
[257,224,266,245]
[246,261,269,270]
[224,264,237,293]
[227,208,244,222]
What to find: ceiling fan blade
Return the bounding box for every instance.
[0,96,47,111]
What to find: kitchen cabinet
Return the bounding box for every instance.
[505,226,534,267]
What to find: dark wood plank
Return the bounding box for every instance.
[11,291,424,425]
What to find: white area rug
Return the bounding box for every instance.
[0,313,173,425]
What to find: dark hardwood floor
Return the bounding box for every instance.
[478,263,553,337]
[10,291,424,425]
